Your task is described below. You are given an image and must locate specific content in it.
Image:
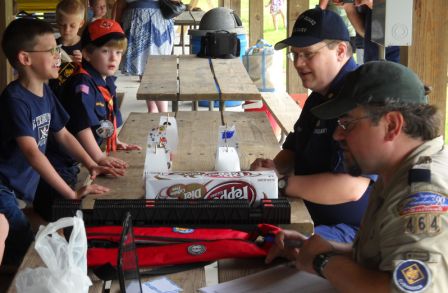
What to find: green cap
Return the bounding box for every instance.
[311,61,427,119]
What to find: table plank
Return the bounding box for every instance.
[173,11,194,25]
[82,113,168,209]
[211,58,262,101]
[261,92,302,135]
[223,112,280,170]
[137,56,178,101]
[191,11,205,24]
[178,55,219,101]
[174,111,222,170]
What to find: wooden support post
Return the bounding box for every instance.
[249,0,263,46]
[406,0,448,134]
[0,1,14,92]
[286,0,308,95]
[219,0,240,16]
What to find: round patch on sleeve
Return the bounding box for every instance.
[393,259,431,292]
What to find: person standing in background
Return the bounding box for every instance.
[90,0,108,22]
[342,0,400,63]
[115,0,176,113]
[266,0,286,31]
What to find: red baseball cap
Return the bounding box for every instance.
[81,19,125,48]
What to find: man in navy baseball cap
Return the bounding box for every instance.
[250,7,375,244]
[275,7,350,50]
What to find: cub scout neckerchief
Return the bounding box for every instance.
[76,66,117,154]
[86,224,282,268]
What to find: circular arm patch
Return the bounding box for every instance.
[393,259,431,292]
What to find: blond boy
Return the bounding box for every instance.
[56,0,85,62]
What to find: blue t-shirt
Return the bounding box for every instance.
[46,61,123,168]
[0,81,69,201]
[283,58,376,227]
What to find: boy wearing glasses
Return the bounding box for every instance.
[34,19,141,221]
[0,18,116,265]
[251,7,376,243]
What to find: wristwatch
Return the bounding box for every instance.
[278,176,288,195]
[313,252,337,278]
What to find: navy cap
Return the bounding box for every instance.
[311,61,428,119]
[274,7,350,50]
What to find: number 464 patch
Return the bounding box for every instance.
[404,214,441,235]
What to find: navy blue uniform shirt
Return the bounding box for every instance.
[283,58,377,227]
[0,81,69,201]
[46,61,123,169]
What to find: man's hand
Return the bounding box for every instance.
[265,229,307,264]
[76,184,110,199]
[116,139,142,151]
[295,234,335,273]
[98,155,129,169]
[250,158,276,171]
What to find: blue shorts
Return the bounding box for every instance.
[314,223,358,243]
[0,183,34,265]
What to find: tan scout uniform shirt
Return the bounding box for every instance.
[353,136,448,292]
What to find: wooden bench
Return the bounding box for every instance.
[116,92,124,109]
[261,92,302,143]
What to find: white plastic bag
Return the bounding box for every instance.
[15,212,92,293]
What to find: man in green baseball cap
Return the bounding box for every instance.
[267,61,448,292]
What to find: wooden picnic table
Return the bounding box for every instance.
[137,55,261,112]
[7,111,313,293]
[174,10,205,55]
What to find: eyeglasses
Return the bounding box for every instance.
[287,41,337,62]
[337,116,370,132]
[26,45,62,57]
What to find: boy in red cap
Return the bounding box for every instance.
[34,19,140,221]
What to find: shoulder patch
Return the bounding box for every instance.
[399,192,448,216]
[393,259,431,292]
[75,84,90,95]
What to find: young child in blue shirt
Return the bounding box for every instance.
[0,18,120,265]
[34,19,141,221]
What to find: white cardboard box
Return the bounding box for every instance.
[145,171,278,206]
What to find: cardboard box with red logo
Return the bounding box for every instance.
[145,171,278,206]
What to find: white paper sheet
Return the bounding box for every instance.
[199,263,337,293]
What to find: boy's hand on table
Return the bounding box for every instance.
[116,139,142,151]
[76,184,110,199]
[98,155,129,169]
[89,165,126,178]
